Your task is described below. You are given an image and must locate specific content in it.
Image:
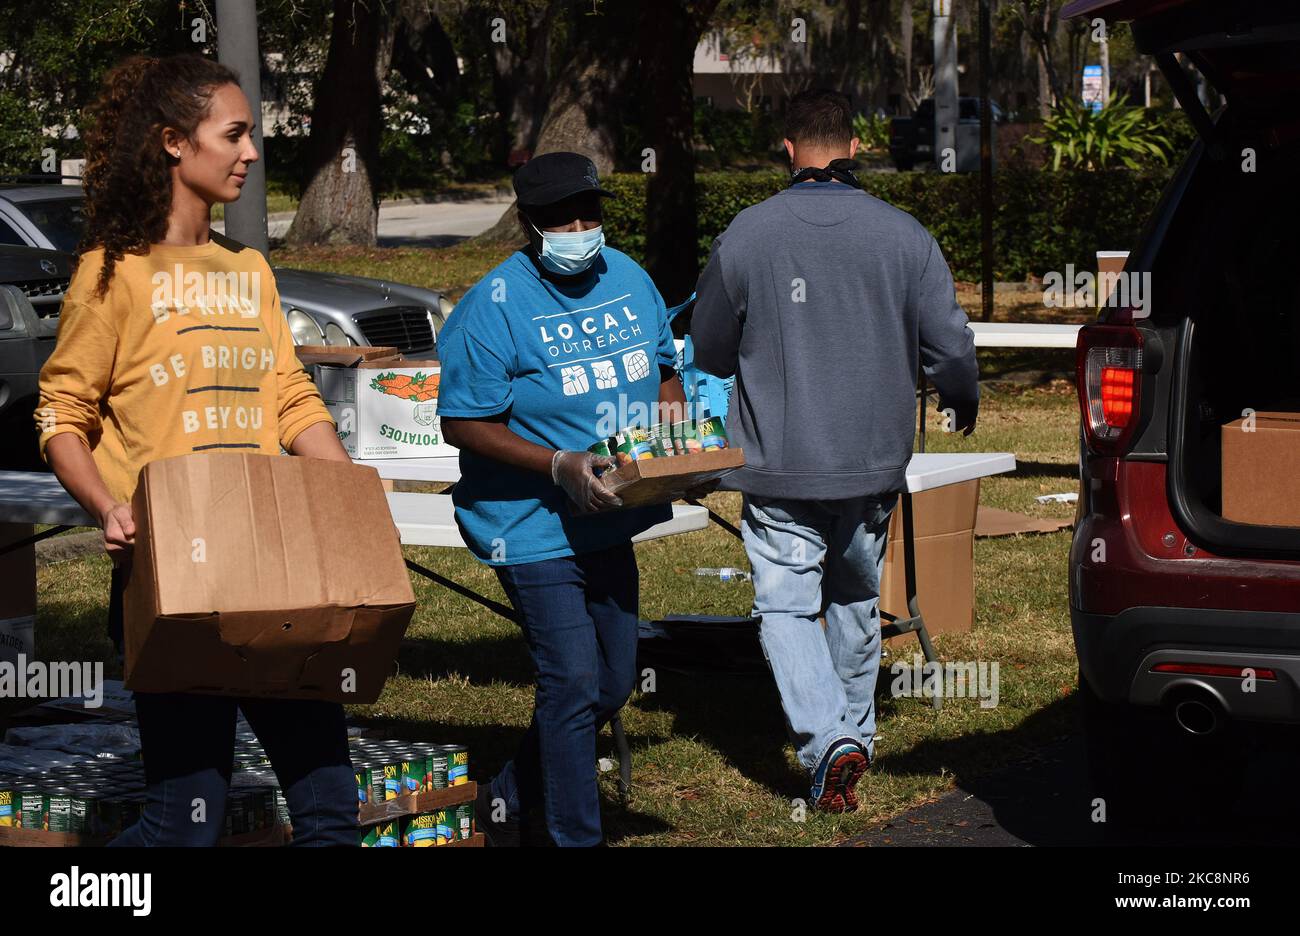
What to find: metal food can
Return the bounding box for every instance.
[245,789,272,831]
[360,824,379,847]
[382,761,402,800]
[441,745,469,786]
[672,420,701,454]
[611,428,654,465]
[275,789,290,827]
[47,791,72,834]
[97,798,126,837]
[64,791,93,834]
[356,767,371,805]
[375,820,400,847]
[429,749,449,790]
[401,812,442,847]
[420,750,434,792]
[647,425,671,458]
[697,416,729,450]
[400,757,421,796]
[224,793,247,837]
[588,438,613,458]
[454,802,474,841]
[0,787,13,827]
[19,789,46,831]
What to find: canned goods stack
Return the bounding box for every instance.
[352,739,476,846]
[0,751,292,842]
[351,739,471,805]
[591,417,729,465]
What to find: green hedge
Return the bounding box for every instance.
[602,168,1176,282]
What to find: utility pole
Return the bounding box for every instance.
[979,0,993,322]
[932,0,958,170]
[216,0,269,259]
[1099,22,1110,104]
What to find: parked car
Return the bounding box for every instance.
[888,97,1003,171]
[0,247,72,469]
[0,182,455,469]
[1067,0,1300,829]
[0,183,454,353]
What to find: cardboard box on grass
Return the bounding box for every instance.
[882,478,980,643]
[123,452,415,702]
[602,449,745,508]
[310,355,456,460]
[1222,412,1300,526]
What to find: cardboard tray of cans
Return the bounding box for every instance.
[357,781,477,826]
[602,448,745,508]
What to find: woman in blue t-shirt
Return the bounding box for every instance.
[438,153,692,847]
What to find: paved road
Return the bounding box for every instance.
[843,731,1300,846]
[213,196,512,247]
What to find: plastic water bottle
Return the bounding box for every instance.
[692,567,751,583]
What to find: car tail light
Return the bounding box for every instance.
[1151,663,1277,680]
[1077,324,1144,456]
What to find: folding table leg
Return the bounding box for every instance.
[901,491,942,711]
[610,714,632,803]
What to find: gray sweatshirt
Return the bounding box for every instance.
[691,180,979,500]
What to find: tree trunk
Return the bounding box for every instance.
[284,0,391,247]
[639,0,720,305]
[491,1,558,161]
[474,3,637,245]
[901,0,913,103]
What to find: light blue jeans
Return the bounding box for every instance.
[741,492,898,773]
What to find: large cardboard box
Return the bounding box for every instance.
[1221,412,1300,526]
[0,523,36,666]
[881,479,979,642]
[123,452,416,701]
[311,357,457,460]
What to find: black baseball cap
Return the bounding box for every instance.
[513,152,615,208]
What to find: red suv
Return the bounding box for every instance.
[1068,0,1300,826]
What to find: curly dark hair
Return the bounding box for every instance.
[79,53,240,299]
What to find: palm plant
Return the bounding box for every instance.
[1030,93,1174,170]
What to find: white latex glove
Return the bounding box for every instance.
[552,450,623,513]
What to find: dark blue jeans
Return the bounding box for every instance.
[106,563,358,847]
[491,542,640,847]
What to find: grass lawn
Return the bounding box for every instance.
[22,244,1090,846]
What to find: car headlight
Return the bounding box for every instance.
[286,307,324,346]
[323,322,354,346]
[435,295,456,326]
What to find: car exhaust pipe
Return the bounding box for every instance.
[1165,686,1225,737]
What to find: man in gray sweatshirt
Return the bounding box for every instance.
[691,88,979,813]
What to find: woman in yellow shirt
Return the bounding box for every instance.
[36,53,357,846]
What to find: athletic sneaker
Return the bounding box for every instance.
[810,738,869,812]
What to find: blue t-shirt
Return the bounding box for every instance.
[437,248,676,566]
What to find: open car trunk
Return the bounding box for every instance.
[1069,0,1300,555]
[1166,124,1300,556]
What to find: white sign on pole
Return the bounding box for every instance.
[1082,64,1104,112]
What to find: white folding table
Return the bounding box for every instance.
[355,453,1016,704]
[967,322,1083,349]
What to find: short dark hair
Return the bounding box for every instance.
[784,88,854,147]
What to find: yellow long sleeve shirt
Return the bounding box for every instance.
[35,234,335,506]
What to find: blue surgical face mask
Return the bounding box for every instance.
[530,222,604,276]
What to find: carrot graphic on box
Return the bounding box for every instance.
[370,371,440,401]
